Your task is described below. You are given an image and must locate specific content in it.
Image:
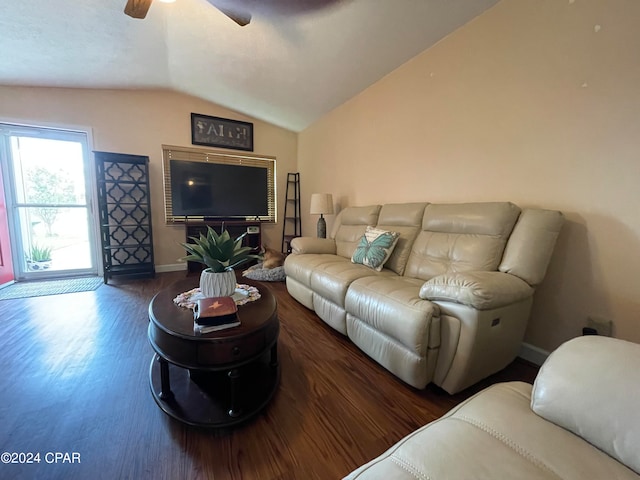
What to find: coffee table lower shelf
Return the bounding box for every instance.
[149,351,280,428]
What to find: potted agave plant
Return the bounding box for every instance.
[26,243,53,271]
[180,226,260,297]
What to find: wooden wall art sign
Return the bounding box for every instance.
[191,113,254,152]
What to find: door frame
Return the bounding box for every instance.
[0,160,14,286]
[0,120,102,280]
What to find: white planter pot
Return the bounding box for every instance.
[27,259,52,271]
[200,269,236,298]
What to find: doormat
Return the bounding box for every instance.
[0,277,103,300]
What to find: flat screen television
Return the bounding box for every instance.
[169,160,269,218]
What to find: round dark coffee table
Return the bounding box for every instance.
[148,277,279,428]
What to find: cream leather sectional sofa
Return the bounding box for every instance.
[344,336,640,479]
[284,202,564,394]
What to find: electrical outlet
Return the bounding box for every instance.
[586,316,613,337]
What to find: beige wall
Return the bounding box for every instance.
[0,86,297,270]
[298,0,640,351]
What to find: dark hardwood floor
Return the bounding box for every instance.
[0,272,537,480]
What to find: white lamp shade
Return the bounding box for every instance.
[310,193,334,215]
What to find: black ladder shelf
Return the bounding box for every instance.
[281,172,301,253]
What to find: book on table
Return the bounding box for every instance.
[193,296,240,333]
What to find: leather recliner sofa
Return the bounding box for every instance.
[344,336,640,479]
[284,202,564,394]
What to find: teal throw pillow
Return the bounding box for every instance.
[351,226,400,271]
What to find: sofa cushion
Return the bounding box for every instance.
[375,202,427,275]
[531,336,640,475]
[310,257,394,308]
[284,253,344,286]
[344,382,639,480]
[345,275,437,355]
[404,202,521,281]
[351,226,400,271]
[332,205,381,259]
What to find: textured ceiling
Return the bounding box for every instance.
[0,0,498,132]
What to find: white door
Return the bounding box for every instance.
[0,124,99,280]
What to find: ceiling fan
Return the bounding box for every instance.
[124,0,344,26]
[125,0,251,25]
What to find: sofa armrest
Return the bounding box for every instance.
[419,271,533,310]
[531,336,640,475]
[290,236,337,255]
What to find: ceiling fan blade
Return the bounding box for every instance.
[124,0,154,19]
[215,6,252,26]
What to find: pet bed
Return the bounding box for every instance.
[242,262,286,282]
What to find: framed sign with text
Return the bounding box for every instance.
[190,113,254,152]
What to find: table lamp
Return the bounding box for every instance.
[310,193,334,238]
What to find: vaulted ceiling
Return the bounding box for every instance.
[0,0,498,131]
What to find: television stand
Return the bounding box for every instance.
[184,220,261,275]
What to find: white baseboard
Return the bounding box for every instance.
[518,342,550,366]
[155,263,187,273]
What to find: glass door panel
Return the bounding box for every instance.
[16,206,93,273]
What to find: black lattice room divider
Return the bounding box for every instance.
[95,151,155,283]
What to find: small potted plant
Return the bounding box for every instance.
[180,226,260,297]
[26,243,53,271]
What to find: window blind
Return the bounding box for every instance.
[161,144,276,224]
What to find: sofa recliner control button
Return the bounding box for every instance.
[232,346,241,356]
